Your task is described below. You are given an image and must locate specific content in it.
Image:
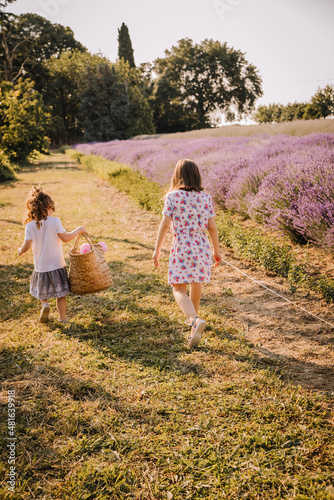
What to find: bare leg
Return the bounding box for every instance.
[172,284,197,324]
[56,296,67,321]
[189,282,202,314]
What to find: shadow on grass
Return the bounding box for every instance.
[0,263,35,321]
[0,218,22,225]
[203,286,334,392]
[2,259,334,392]
[0,344,149,498]
[204,279,334,350]
[0,179,17,189]
[86,234,159,254]
[1,263,334,497]
[58,262,334,390]
[55,261,210,378]
[19,159,80,173]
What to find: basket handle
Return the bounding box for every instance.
[73,231,94,251]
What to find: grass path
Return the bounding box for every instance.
[1,153,334,499]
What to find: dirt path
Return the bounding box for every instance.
[2,153,334,393]
[208,250,334,393]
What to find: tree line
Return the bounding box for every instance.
[254,85,334,124]
[0,0,264,163]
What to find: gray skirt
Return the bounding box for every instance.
[30,267,70,300]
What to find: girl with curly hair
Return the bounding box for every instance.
[18,186,85,323]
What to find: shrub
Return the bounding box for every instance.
[0,79,51,164]
[216,212,334,302]
[0,150,16,182]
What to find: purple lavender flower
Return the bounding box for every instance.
[73,132,334,249]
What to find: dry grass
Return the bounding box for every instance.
[0,154,334,499]
[149,118,334,141]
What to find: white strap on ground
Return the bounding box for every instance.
[220,257,334,329]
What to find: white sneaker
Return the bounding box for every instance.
[39,303,50,323]
[188,317,206,348]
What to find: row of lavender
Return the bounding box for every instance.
[74,133,334,249]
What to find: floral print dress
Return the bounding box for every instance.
[163,190,215,284]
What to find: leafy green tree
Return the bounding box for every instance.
[152,38,263,131]
[151,75,198,133]
[114,59,155,137]
[126,86,155,137]
[42,50,96,144]
[254,86,334,124]
[280,102,307,122]
[118,22,135,68]
[137,62,154,99]
[0,0,16,7]
[0,9,25,82]
[0,78,50,163]
[0,12,86,84]
[253,105,274,124]
[43,53,155,144]
[79,61,129,142]
[303,84,334,119]
[254,103,283,123]
[114,57,141,90]
[136,62,189,133]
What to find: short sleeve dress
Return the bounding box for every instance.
[162,190,215,284]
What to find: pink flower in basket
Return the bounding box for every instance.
[79,242,91,254]
[98,241,107,253]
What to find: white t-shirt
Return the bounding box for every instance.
[25,216,66,273]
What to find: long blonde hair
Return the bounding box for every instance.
[24,186,55,229]
[168,159,204,193]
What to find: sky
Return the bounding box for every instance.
[4,0,334,109]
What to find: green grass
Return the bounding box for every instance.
[216,214,334,303]
[72,151,164,214]
[1,153,334,499]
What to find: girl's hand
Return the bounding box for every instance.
[18,240,31,256]
[213,252,222,267]
[152,250,160,268]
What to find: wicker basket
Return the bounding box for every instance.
[69,233,113,295]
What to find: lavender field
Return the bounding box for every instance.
[74,133,334,249]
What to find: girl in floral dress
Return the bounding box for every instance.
[18,186,85,323]
[153,159,221,347]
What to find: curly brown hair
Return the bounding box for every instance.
[24,186,55,229]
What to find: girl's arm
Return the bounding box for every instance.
[58,226,86,243]
[18,240,32,256]
[152,215,171,268]
[208,217,222,267]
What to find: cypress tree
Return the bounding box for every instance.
[118,23,135,68]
